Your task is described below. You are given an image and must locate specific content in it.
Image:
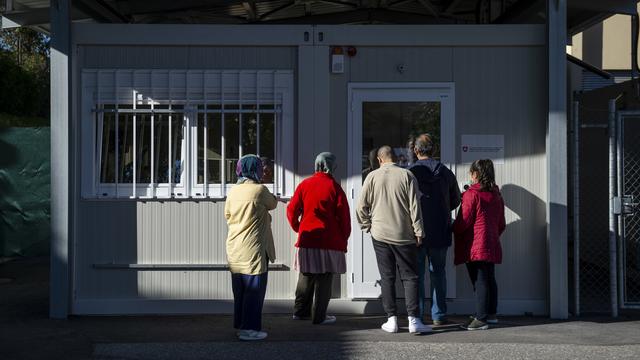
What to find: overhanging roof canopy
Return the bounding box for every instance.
[1,0,638,34]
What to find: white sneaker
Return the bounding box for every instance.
[381,316,399,333]
[320,315,337,324]
[238,329,268,341]
[408,316,432,334]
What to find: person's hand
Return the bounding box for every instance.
[416,236,423,247]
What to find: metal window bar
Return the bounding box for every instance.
[572,100,580,316]
[256,73,261,157]
[95,71,102,197]
[221,73,226,197]
[239,73,244,160]
[151,95,155,198]
[114,71,119,198]
[132,89,137,198]
[168,73,173,197]
[94,108,270,114]
[203,72,208,198]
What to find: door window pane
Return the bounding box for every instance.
[362,102,441,182]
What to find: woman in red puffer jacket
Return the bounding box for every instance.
[287,152,351,325]
[453,159,506,330]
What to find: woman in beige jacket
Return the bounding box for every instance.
[225,154,277,341]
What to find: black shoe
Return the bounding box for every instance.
[459,316,474,329]
[464,318,489,331]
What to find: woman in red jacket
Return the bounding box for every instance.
[286,152,351,325]
[453,159,506,330]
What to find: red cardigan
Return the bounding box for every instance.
[452,183,506,265]
[286,172,351,252]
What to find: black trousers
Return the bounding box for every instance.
[293,272,333,324]
[372,239,420,317]
[466,261,498,321]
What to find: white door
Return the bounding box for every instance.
[347,83,456,299]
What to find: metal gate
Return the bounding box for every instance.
[572,99,640,316]
[617,112,640,308]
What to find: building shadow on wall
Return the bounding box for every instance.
[496,183,548,315]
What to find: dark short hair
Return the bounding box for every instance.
[470,159,496,191]
[414,134,435,157]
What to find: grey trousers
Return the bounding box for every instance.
[293,272,333,324]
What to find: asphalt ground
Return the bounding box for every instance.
[2,257,640,360]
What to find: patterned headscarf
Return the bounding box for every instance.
[236,154,264,184]
[315,152,337,175]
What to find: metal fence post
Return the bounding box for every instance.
[573,100,580,316]
[608,98,619,317]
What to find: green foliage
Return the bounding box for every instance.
[0,28,50,118]
[0,113,48,128]
[0,28,49,73]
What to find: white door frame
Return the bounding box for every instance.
[346,82,456,299]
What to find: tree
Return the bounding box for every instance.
[0,28,50,118]
[0,27,49,73]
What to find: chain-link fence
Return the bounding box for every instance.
[577,123,611,313]
[621,117,640,305]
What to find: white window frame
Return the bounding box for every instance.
[81,69,294,200]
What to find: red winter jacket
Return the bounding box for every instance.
[452,183,506,265]
[286,172,351,252]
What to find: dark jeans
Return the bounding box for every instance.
[231,272,268,331]
[466,261,498,321]
[417,246,448,321]
[293,272,333,324]
[372,239,420,317]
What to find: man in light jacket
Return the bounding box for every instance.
[356,145,431,334]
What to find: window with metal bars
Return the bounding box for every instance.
[81,69,294,199]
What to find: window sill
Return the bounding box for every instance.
[93,263,290,271]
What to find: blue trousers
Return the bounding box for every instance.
[417,246,448,321]
[231,272,268,331]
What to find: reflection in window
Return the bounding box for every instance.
[100,112,116,183]
[197,113,222,184]
[362,102,441,181]
[242,113,258,155]
[135,113,152,183]
[98,107,183,185]
[225,113,240,184]
[259,113,275,184]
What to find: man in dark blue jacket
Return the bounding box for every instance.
[409,134,461,325]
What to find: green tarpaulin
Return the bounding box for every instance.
[0,127,50,257]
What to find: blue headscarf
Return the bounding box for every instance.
[236,154,264,184]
